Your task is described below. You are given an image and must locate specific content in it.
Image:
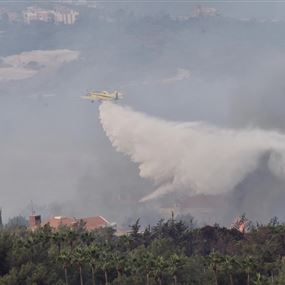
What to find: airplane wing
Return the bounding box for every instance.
[95,95,114,100]
[81,95,111,101]
[88,92,111,98]
[96,94,113,98]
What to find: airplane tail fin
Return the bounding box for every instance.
[114,91,123,100]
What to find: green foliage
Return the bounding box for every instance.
[0,217,285,284]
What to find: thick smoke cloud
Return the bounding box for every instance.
[100,102,285,203]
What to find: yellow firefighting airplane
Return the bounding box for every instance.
[81,90,123,103]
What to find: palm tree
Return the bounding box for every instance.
[72,246,87,285]
[52,231,64,254]
[113,250,126,282]
[81,231,94,246]
[126,251,142,282]
[86,243,100,285]
[152,255,167,285]
[141,251,155,285]
[129,249,154,285]
[58,250,72,285]
[99,247,114,285]
[167,253,184,285]
[241,256,255,285]
[129,218,142,249]
[223,256,239,285]
[63,227,78,250]
[208,250,224,285]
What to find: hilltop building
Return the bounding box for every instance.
[22,6,79,25]
[192,5,218,17]
[53,7,79,25]
[22,7,51,23]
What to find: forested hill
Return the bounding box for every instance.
[1,217,285,284]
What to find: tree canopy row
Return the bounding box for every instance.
[1,216,285,284]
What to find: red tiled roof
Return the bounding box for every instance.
[42,216,110,230]
[82,216,110,230]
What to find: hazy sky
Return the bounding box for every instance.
[99,1,285,20]
[1,1,285,225]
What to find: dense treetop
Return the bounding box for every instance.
[1,216,285,284]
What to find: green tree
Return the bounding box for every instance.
[86,243,100,285]
[241,256,255,285]
[167,253,184,285]
[152,255,167,285]
[72,246,87,285]
[58,250,72,285]
[208,250,224,285]
[223,255,239,285]
[98,246,114,285]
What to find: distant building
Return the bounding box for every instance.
[29,214,114,231]
[22,6,79,25]
[53,6,79,25]
[29,214,42,231]
[22,7,51,24]
[192,5,218,17]
[42,216,77,229]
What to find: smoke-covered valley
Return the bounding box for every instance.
[1,1,285,226]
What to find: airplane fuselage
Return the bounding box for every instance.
[81,90,122,102]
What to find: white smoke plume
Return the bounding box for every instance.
[99,102,285,202]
